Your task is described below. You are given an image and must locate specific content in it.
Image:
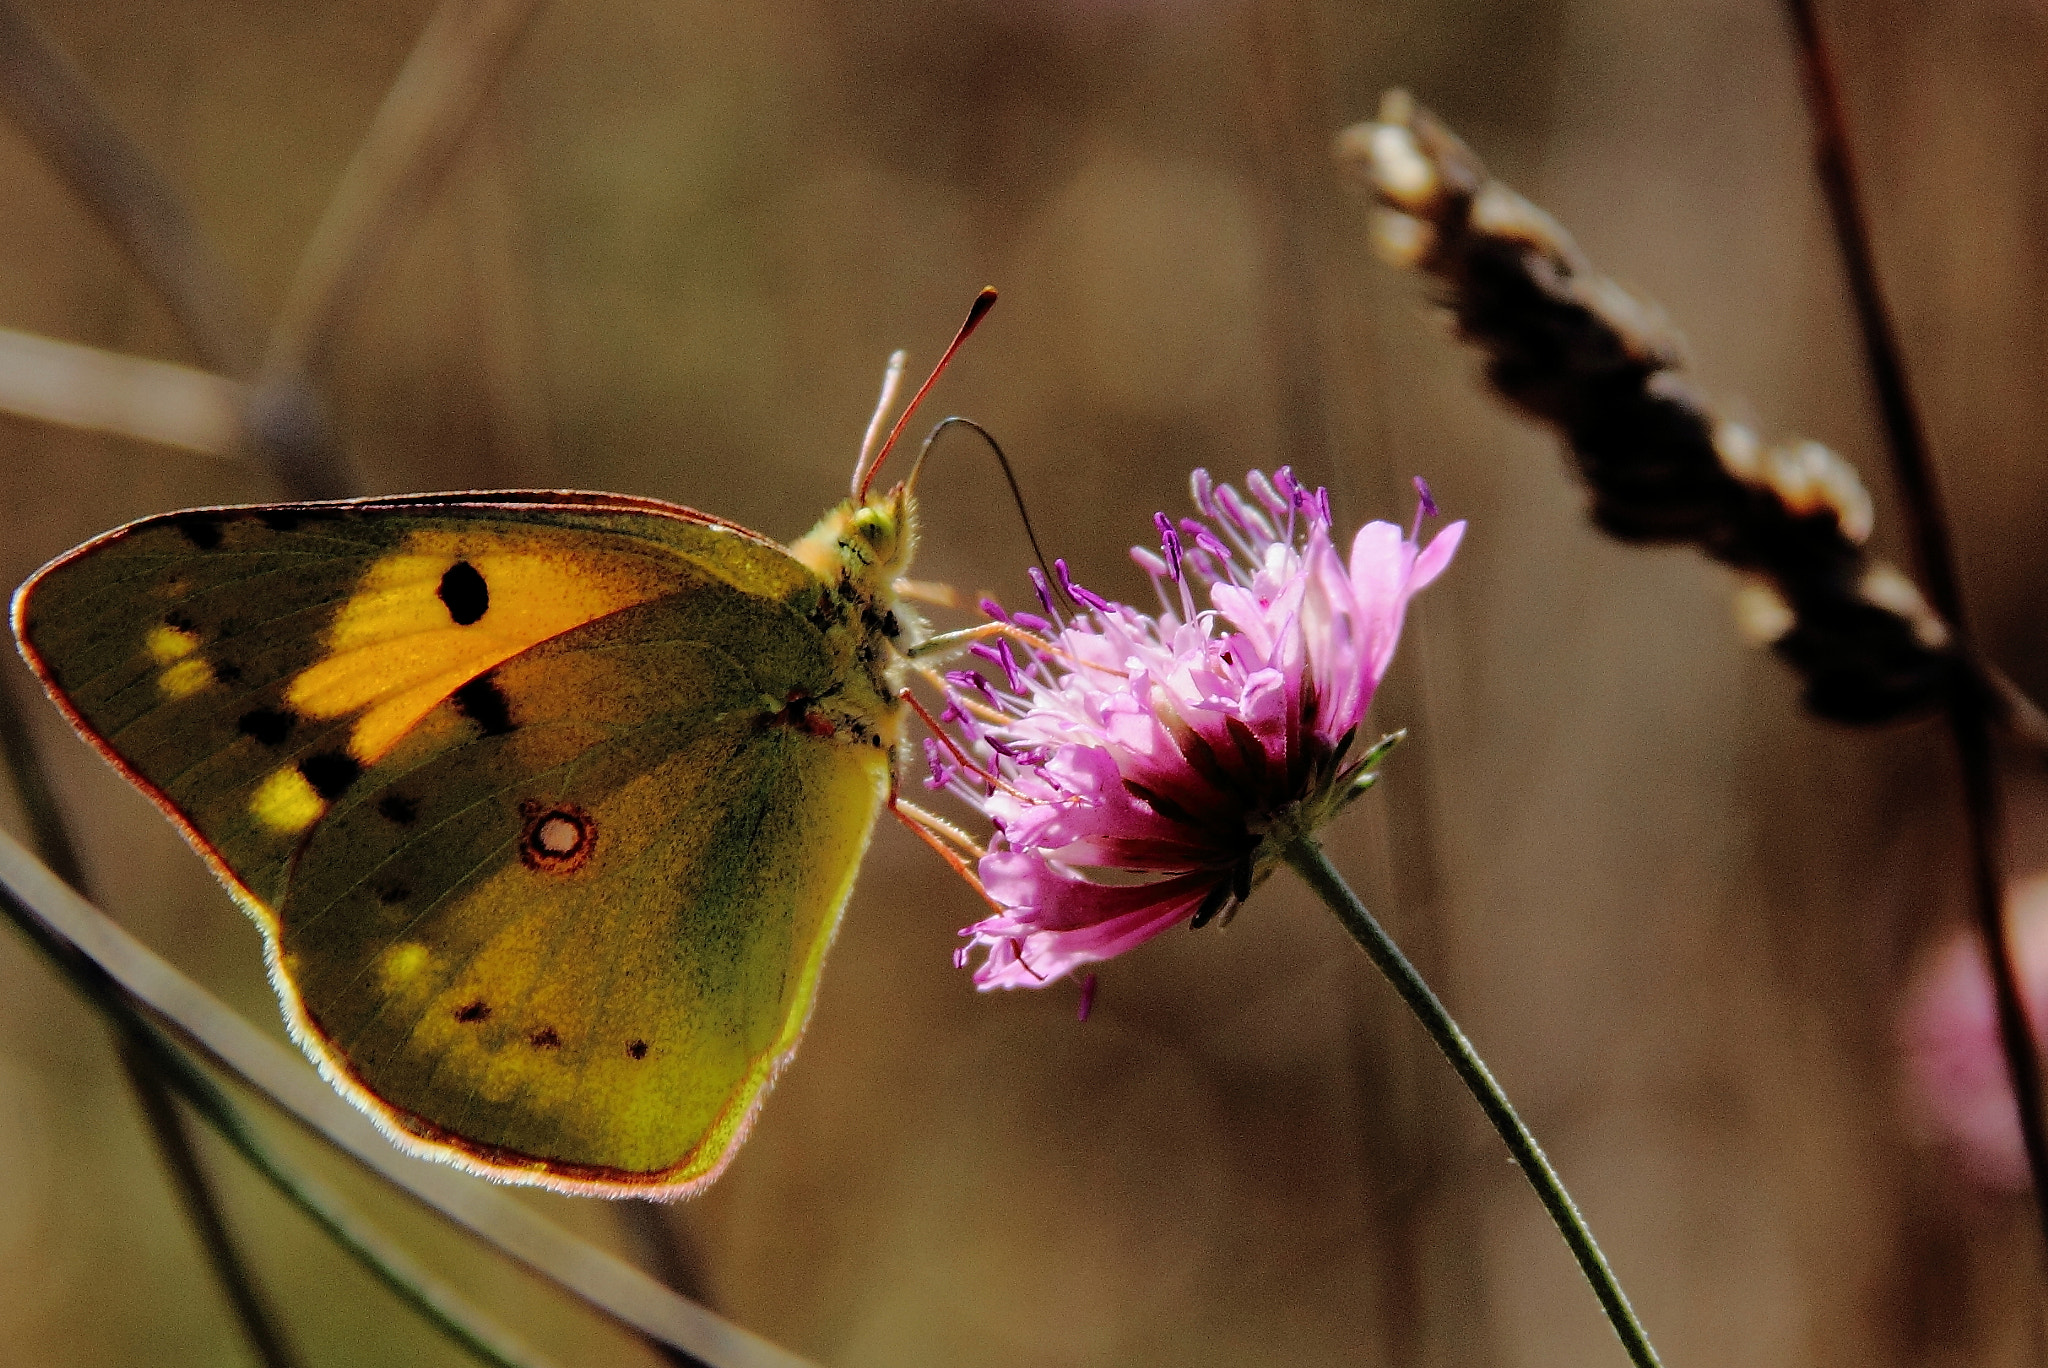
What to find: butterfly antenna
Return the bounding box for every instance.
[851,349,910,496]
[857,286,998,501]
[906,416,1068,610]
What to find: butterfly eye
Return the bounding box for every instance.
[852,508,892,544]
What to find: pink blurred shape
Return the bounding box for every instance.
[1902,877,2048,1190]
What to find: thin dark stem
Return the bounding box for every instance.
[1780,0,2048,1234]
[0,854,584,1368]
[1241,0,1333,477]
[118,1039,305,1368]
[618,1206,715,1368]
[0,0,346,496]
[0,829,812,1368]
[0,679,85,891]
[122,1017,557,1368]
[1281,836,1663,1368]
[0,678,307,1368]
[261,0,545,385]
[0,0,257,376]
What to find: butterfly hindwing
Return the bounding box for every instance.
[14,494,894,1192]
[282,597,887,1189]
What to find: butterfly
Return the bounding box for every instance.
[10,291,997,1197]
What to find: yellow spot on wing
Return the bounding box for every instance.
[146,624,198,663]
[158,656,213,698]
[284,531,684,764]
[250,767,324,833]
[378,943,431,991]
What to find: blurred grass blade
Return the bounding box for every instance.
[264,0,546,383]
[0,0,346,496]
[0,326,248,457]
[5,622,538,1367]
[0,0,260,377]
[123,1015,559,1368]
[118,1041,308,1368]
[0,827,817,1368]
[3,867,559,1368]
[3,667,304,1366]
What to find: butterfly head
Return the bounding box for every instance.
[790,482,918,605]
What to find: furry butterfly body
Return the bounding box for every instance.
[12,485,921,1196]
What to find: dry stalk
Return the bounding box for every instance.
[1337,91,1962,727]
[1337,87,2048,1241]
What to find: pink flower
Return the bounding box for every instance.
[930,468,1463,989]
[1902,878,2048,1190]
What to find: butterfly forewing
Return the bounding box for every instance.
[14,494,894,1193]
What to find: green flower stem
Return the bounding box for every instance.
[1281,835,1663,1368]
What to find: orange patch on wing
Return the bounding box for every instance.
[285,530,685,764]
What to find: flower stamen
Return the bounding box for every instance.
[899,687,1029,800]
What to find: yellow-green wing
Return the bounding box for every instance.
[12,494,891,1194]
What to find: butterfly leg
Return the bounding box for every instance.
[903,619,1058,663]
[891,577,962,609]
[887,793,998,909]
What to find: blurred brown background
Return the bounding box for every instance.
[3,0,2047,1364]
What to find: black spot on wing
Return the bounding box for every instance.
[453,672,514,736]
[437,560,489,626]
[256,510,301,531]
[169,513,223,550]
[299,751,361,800]
[237,707,296,746]
[529,1026,561,1049]
[455,1000,491,1023]
[627,1040,649,1060]
[377,794,418,825]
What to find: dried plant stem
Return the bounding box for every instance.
[3,694,589,1368]
[0,875,559,1368]
[0,681,86,893]
[618,1206,716,1368]
[120,1012,558,1368]
[0,682,305,1367]
[0,0,349,495]
[261,0,545,385]
[1780,0,2048,1235]
[1282,836,1662,1368]
[117,1040,306,1368]
[1240,0,1333,476]
[0,828,816,1368]
[0,325,247,457]
[0,0,259,377]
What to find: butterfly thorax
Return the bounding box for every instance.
[785,484,921,747]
